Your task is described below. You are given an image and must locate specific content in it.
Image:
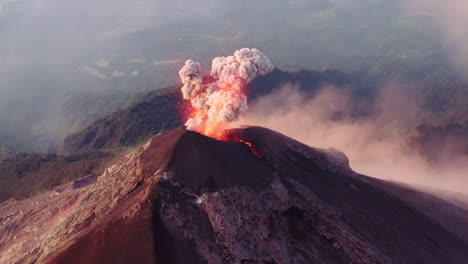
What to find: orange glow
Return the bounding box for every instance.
[231,138,263,159]
[183,78,246,140]
[181,76,261,157]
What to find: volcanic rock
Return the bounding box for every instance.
[1,127,467,264]
[0,151,115,202]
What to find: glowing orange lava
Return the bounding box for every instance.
[182,75,262,157]
[183,78,246,140]
[231,138,263,159]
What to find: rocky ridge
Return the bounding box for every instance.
[1,127,467,264]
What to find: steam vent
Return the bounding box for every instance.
[1,126,468,264]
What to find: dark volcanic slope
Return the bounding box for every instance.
[158,127,468,264]
[62,86,184,154]
[366,178,468,244]
[63,68,365,154]
[1,127,467,264]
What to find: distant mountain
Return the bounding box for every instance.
[1,127,467,263]
[62,85,184,154]
[3,0,468,155]
[62,68,367,154]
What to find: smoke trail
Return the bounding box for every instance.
[179,48,274,137]
[239,84,468,194]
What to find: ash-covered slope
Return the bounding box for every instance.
[1,127,467,264]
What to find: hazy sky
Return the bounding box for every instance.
[0,0,466,152]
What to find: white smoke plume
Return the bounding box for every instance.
[179,48,274,133]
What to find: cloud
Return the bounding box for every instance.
[79,66,107,80]
[128,58,147,64]
[402,0,468,76]
[153,59,181,66]
[179,48,273,135]
[96,59,110,68]
[238,84,468,194]
[111,71,126,78]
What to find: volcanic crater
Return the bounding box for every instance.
[1,126,468,264]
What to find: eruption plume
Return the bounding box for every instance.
[179,48,274,139]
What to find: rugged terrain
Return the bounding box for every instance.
[1,126,467,264]
[0,151,117,202]
[62,67,468,165]
[62,68,366,154]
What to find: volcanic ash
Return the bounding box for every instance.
[179,48,274,138]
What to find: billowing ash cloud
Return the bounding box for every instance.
[179,48,274,135]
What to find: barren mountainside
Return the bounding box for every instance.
[1,127,467,264]
[0,151,116,202]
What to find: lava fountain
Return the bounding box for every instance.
[178,48,273,157]
[179,48,274,140]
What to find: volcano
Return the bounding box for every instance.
[1,126,468,264]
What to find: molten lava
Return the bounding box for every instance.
[178,49,273,159]
[182,78,246,139]
[186,126,263,159]
[179,48,273,134]
[232,138,263,159]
